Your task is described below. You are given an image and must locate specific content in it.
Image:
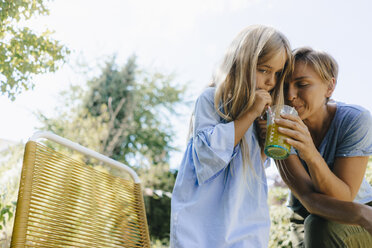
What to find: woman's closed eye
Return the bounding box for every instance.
[296,82,309,88]
[258,68,270,74]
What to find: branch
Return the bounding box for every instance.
[104,109,134,157]
[102,97,126,149]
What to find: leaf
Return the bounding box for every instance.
[0,0,69,100]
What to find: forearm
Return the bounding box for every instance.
[299,191,372,234]
[277,157,372,235]
[305,154,353,201]
[234,109,258,146]
[300,192,359,223]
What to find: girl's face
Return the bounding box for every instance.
[256,49,287,92]
[285,61,333,120]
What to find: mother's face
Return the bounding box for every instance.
[284,61,333,120]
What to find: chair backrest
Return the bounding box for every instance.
[11,132,150,247]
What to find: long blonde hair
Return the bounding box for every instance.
[212,25,293,176]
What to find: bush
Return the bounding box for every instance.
[143,189,172,244]
[366,160,372,185]
[268,186,293,248]
[268,161,372,247]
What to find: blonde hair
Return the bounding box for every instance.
[212,25,293,179]
[293,47,338,87]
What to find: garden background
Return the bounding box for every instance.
[1,0,372,247]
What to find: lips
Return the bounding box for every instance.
[292,105,302,111]
[286,103,302,112]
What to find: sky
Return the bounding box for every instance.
[1,0,372,170]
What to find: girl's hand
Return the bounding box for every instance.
[255,118,267,161]
[234,90,271,147]
[249,89,272,118]
[274,114,318,162]
[255,118,267,147]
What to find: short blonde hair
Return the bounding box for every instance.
[293,47,338,86]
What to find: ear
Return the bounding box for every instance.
[325,78,336,98]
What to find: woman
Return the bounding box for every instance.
[276,47,372,247]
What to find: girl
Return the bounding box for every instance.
[276,47,372,247]
[170,25,292,247]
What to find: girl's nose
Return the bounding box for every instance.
[265,74,276,90]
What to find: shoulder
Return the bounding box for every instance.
[337,101,370,116]
[195,87,216,106]
[335,101,372,133]
[198,87,215,101]
[336,101,372,124]
[332,102,372,156]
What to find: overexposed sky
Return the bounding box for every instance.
[1,0,372,168]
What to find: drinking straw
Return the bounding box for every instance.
[267,105,272,116]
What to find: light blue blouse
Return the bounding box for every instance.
[170,87,270,248]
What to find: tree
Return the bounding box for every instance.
[36,55,185,244]
[0,0,69,100]
[81,56,184,167]
[37,55,185,184]
[0,142,24,246]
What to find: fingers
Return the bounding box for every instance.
[251,90,273,118]
[274,115,306,131]
[280,113,301,122]
[255,119,267,137]
[276,117,314,158]
[256,119,267,127]
[256,89,272,103]
[256,90,273,111]
[274,118,298,131]
[278,126,301,141]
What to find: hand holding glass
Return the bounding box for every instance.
[264,105,298,160]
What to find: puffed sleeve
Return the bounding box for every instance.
[192,88,239,185]
[336,110,372,157]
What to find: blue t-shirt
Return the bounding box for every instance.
[289,101,372,213]
[170,87,270,248]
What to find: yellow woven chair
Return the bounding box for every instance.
[10,132,150,247]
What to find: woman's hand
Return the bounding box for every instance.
[274,113,318,162]
[277,114,368,201]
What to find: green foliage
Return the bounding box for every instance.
[268,186,292,248]
[366,159,372,185]
[38,56,185,173]
[268,162,372,247]
[81,56,185,167]
[0,0,69,100]
[139,164,177,193]
[269,204,292,248]
[268,185,288,205]
[144,191,172,242]
[150,237,170,248]
[35,55,185,242]
[0,142,24,245]
[0,200,16,231]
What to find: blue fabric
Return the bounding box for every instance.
[170,87,270,248]
[289,101,372,212]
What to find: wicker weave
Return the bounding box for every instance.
[11,141,150,247]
